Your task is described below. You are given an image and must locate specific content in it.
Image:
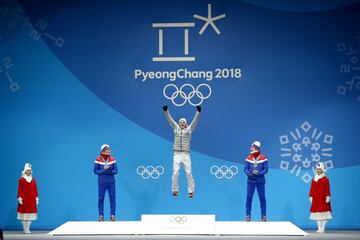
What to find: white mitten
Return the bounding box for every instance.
[18,197,23,205]
[309,197,313,203]
[36,197,39,205]
[326,196,330,203]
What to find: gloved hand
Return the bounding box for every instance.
[163,105,168,111]
[252,170,258,175]
[196,106,202,112]
[326,196,330,203]
[36,197,39,205]
[309,197,313,204]
[18,197,23,205]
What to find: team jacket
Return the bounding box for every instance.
[94,156,118,183]
[244,154,268,183]
[164,110,200,152]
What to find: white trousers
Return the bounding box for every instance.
[172,151,195,193]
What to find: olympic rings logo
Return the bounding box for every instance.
[136,165,165,179]
[169,216,188,224]
[210,165,238,179]
[163,83,212,107]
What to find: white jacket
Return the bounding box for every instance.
[164,110,200,152]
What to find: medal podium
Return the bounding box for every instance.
[48,214,309,236]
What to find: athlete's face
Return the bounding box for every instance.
[179,120,187,129]
[250,146,259,154]
[103,147,111,155]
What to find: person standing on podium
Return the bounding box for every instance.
[94,144,118,221]
[163,105,201,198]
[244,141,268,222]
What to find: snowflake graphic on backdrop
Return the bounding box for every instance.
[336,35,360,102]
[279,121,334,184]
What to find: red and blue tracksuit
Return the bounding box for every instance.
[94,155,118,217]
[244,153,268,218]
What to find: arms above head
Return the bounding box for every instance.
[163,105,177,129]
[189,106,201,132]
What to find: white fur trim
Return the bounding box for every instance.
[314,173,325,182]
[310,211,332,221]
[17,213,37,221]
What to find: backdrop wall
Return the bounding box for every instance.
[0,0,360,230]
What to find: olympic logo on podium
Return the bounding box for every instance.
[169,216,188,224]
[136,165,165,179]
[210,165,238,179]
[163,83,212,106]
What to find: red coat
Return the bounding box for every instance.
[309,176,331,213]
[17,177,38,214]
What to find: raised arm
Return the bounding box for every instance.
[163,105,177,129]
[188,106,201,132]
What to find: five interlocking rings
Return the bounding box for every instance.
[163,83,212,107]
[169,216,188,224]
[136,165,165,179]
[210,165,238,179]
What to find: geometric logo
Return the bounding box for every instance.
[279,121,334,184]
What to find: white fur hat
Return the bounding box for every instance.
[22,163,32,175]
[316,162,326,172]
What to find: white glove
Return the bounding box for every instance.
[309,197,312,203]
[18,197,23,205]
[36,197,39,205]
[326,196,330,203]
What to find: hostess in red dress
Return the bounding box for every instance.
[17,177,38,215]
[309,174,332,220]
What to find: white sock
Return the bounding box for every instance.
[321,220,327,232]
[21,221,26,233]
[316,221,321,232]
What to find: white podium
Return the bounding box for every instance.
[48,215,309,236]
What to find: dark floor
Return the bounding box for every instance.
[2,230,360,240]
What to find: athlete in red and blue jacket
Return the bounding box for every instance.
[244,141,268,222]
[94,144,118,221]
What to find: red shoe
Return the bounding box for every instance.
[245,216,251,222]
[98,216,104,222]
[261,216,267,222]
[189,192,194,198]
[110,215,116,222]
[172,191,179,196]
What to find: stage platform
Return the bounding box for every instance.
[3,230,360,240]
[47,221,309,236]
[47,215,309,236]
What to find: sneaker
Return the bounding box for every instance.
[189,192,194,198]
[172,191,179,196]
[246,216,251,222]
[98,216,104,222]
[261,216,267,222]
[110,215,116,222]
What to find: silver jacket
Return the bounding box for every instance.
[164,110,201,152]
